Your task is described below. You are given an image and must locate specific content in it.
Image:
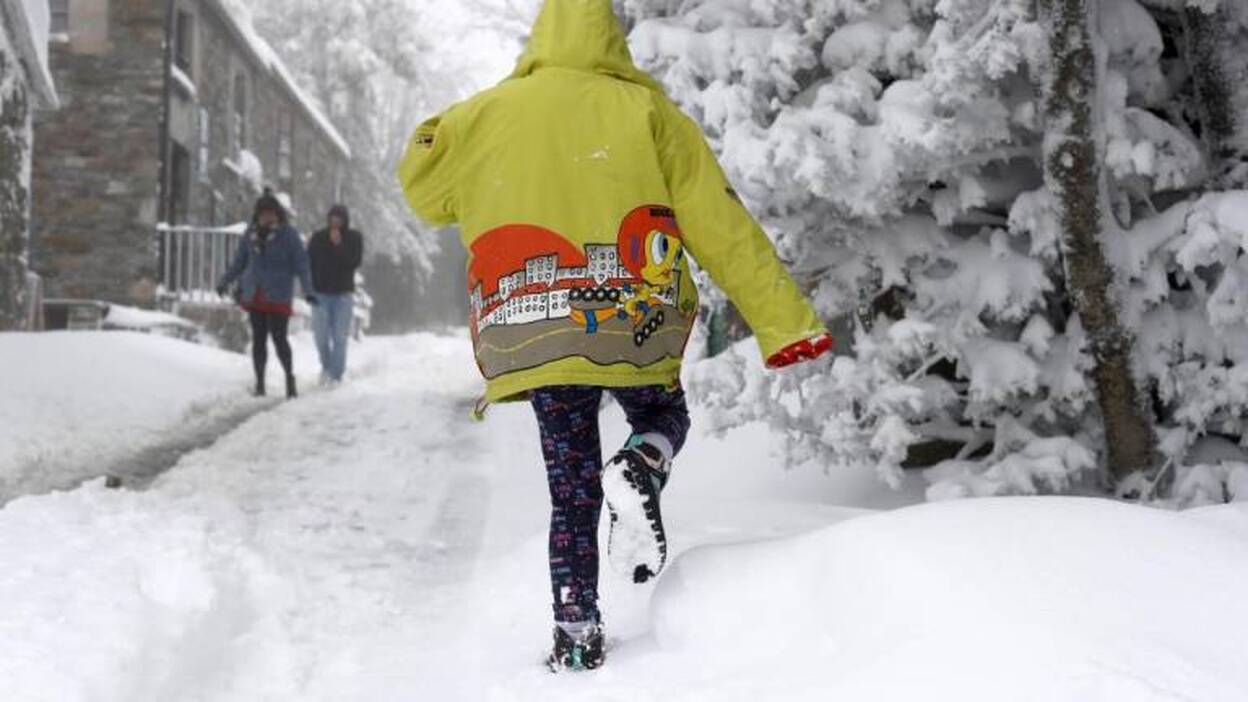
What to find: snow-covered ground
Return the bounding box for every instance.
[0,332,246,500]
[0,330,385,501]
[1,332,1246,701]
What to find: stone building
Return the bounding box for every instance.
[0,0,58,330]
[31,0,350,308]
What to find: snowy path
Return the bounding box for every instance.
[1,332,876,701]
[142,334,522,699]
[107,398,282,490]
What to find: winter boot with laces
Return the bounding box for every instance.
[546,621,605,673]
[602,434,672,584]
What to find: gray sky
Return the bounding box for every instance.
[414,0,540,94]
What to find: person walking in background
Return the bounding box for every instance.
[216,191,316,399]
[307,205,364,385]
[399,0,832,673]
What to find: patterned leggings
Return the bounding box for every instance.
[530,384,691,624]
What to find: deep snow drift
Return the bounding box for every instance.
[652,497,1248,701]
[1,333,1245,701]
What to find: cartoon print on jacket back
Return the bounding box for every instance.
[569,205,685,345]
[467,205,698,380]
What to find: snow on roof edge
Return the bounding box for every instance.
[3,0,59,109]
[207,0,351,160]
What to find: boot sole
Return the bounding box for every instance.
[602,458,666,584]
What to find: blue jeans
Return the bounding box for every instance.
[312,293,354,381]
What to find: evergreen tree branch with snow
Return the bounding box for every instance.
[624,0,1248,504]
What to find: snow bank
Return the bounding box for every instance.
[103,304,199,333]
[652,497,1248,701]
[0,484,298,700]
[0,332,246,500]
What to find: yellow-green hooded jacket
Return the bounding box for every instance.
[399,0,828,403]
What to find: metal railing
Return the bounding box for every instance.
[157,224,246,302]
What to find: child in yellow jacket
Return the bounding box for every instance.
[399,0,832,672]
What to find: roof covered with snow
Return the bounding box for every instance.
[1,0,59,108]
[206,0,351,160]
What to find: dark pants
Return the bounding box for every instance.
[530,384,691,624]
[248,311,293,385]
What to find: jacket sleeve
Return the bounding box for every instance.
[219,233,250,289]
[652,98,829,361]
[398,111,459,226]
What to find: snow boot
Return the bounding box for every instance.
[286,373,298,399]
[253,375,266,397]
[602,436,671,584]
[546,622,605,673]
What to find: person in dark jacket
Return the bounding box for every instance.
[217,192,317,399]
[307,205,364,384]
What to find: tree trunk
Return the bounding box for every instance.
[1038,0,1159,485]
[1180,5,1237,176]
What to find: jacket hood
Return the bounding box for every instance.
[328,205,351,231]
[252,191,289,226]
[505,0,662,92]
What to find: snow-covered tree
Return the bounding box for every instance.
[624,0,1248,503]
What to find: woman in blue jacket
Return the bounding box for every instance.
[217,192,317,398]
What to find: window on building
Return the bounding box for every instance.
[175,11,196,77]
[50,0,69,34]
[198,108,211,184]
[169,142,192,225]
[278,111,294,182]
[232,71,248,155]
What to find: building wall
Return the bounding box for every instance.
[171,0,346,237]
[0,15,33,328]
[286,109,344,235]
[173,1,256,227]
[30,0,347,309]
[30,0,165,305]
